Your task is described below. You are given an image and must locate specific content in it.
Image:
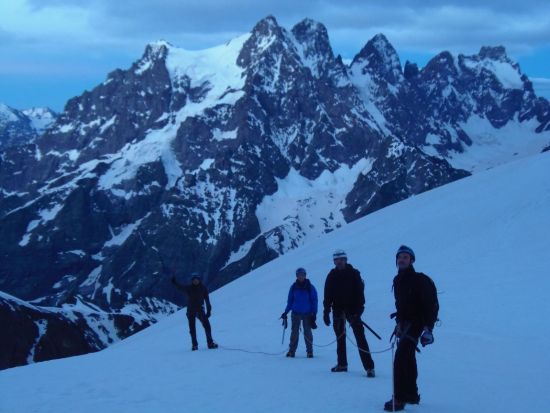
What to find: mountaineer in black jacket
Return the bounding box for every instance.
[323,249,375,377]
[172,272,218,351]
[384,245,439,412]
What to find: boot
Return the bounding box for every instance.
[191,345,198,351]
[404,393,420,404]
[366,368,375,378]
[286,351,295,358]
[384,398,405,411]
[307,352,313,358]
[207,342,218,349]
[330,364,348,372]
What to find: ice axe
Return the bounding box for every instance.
[281,317,288,344]
[361,320,382,340]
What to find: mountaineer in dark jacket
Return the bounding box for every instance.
[172,272,218,351]
[280,267,318,358]
[323,249,375,377]
[384,245,439,412]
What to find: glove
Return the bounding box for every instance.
[310,314,317,330]
[420,328,434,347]
[393,323,402,339]
[323,311,331,326]
[280,312,288,329]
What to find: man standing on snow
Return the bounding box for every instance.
[172,272,218,351]
[280,267,318,358]
[323,250,375,377]
[384,245,439,412]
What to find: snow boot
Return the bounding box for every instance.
[307,352,314,358]
[404,393,420,404]
[207,342,218,349]
[384,398,405,411]
[192,345,198,351]
[330,364,348,372]
[286,351,295,358]
[366,368,375,378]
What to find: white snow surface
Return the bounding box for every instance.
[463,57,524,90]
[2,151,549,412]
[0,102,19,122]
[254,158,374,255]
[425,114,550,172]
[98,34,250,194]
[22,107,56,134]
[26,320,48,364]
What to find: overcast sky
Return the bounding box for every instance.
[0,0,548,110]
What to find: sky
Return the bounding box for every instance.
[0,0,549,111]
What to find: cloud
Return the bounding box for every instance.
[7,0,546,62]
[1,0,548,108]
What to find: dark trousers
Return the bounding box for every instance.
[333,311,375,370]
[394,324,421,400]
[187,309,213,346]
[289,312,313,353]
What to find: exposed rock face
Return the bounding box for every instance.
[1,16,548,368]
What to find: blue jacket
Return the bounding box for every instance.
[285,279,318,315]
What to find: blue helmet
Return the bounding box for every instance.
[396,245,415,263]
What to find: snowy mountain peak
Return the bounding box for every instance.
[291,18,335,78]
[461,48,524,91]
[0,102,39,148]
[133,41,171,75]
[351,33,403,85]
[422,51,459,76]
[291,18,331,53]
[237,16,286,68]
[293,18,325,32]
[0,103,19,122]
[250,15,283,38]
[22,107,57,134]
[478,45,510,62]
[1,16,549,369]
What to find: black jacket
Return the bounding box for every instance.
[172,280,212,314]
[323,263,365,314]
[393,266,439,331]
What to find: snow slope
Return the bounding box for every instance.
[1,152,549,413]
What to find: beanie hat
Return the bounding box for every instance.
[396,245,415,263]
[333,249,347,260]
[190,272,201,281]
[295,267,306,276]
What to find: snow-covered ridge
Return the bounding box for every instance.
[462,55,524,89]
[1,151,549,412]
[99,33,252,195]
[22,107,57,134]
[0,103,19,123]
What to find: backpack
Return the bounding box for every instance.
[418,272,440,328]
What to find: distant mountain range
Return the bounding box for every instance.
[0,104,56,149]
[0,16,548,369]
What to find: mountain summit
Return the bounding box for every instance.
[0,16,549,368]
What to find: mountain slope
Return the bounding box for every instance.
[0,103,37,148]
[0,104,56,149]
[1,151,548,412]
[0,17,465,319]
[0,291,153,369]
[0,16,548,367]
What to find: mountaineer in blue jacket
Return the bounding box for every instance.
[280,267,318,358]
